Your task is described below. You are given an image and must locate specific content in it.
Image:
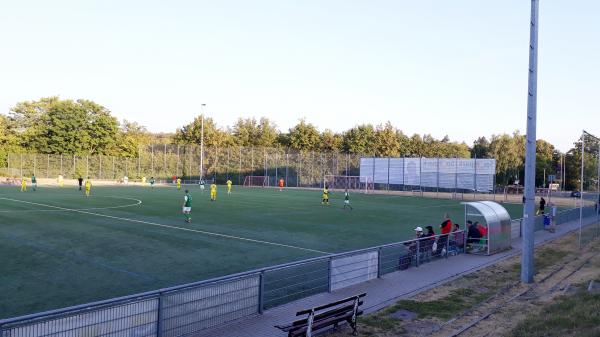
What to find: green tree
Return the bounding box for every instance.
[232,117,279,147]
[115,120,152,157]
[320,129,343,152]
[288,119,321,151]
[373,122,401,156]
[471,137,490,158]
[343,124,376,154]
[175,115,233,147]
[489,133,523,185]
[9,97,119,155]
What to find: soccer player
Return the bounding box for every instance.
[150,176,155,188]
[31,175,37,191]
[182,190,192,223]
[78,176,83,191]
[176,177,182,190]
[210,182,217,201]
[57,174,64,187]
[321,185,330,205]
[84,178,92,197]
[199,179,205,192]
[279,177,285,191]
[20,177,27,192]
[227,179,232,195]
[343,189,353,210]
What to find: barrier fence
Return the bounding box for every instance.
[0,231,467,337]
[1,149,500,192]
[0,147,365,189]
[2,208,599,337]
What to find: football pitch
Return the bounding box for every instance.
[0,185,524,319]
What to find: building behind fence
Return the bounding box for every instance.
[1,206,599,337]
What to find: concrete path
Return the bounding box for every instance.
[197,216,598,337]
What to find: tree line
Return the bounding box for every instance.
[1,97,597,190]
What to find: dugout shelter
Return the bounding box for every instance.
[462,201,512,255]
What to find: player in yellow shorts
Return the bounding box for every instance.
[20,177,27,192]
[84,178,92,197]
[227,179,232,195]
[58,174,64,187]
[176,178,182,190]
[210,183,217,201]
[321,185,330,205]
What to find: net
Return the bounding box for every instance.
[243,176,269,187]
[323,175,373,193]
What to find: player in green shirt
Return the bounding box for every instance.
[150,177,155,188]
[31,175,37,191]
[182,190,193,223]
[343,189,353,210]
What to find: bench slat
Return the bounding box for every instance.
[295,293,366,316]
[289,301,364,328]
[288,310,364,337]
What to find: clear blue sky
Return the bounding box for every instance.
[1,0,598,152]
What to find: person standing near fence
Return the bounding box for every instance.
[84,178,92,197]
[31,174,37,191]
[279,177,285,191]
[538,197,546,215]
[227,179,233,194]
[176,177,182,190]
[78,176,83,190]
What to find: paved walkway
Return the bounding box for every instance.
[197,216,598,337]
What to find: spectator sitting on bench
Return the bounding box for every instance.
[449,223,464,252]
[467,221,482,246]
[400,227,424,269]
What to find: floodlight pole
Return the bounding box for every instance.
[579,131,585,248]
[200,104,205,182]
[521,0,539,284]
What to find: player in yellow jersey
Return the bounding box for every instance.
[176,178,182,190]
[321,185,330,205]
[58,174,64,187]
[227,179,232,195]
[20,177,27,192]
[210,183,217,201]
[84,178,92,197]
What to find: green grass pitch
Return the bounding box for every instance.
[0,185,523,318]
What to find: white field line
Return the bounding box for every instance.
[0,197,330,255]
[0,196,142,213]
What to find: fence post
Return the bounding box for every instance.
[156,294,163,337]
[445,234,450,258]
[258,271,265,314]
[416,240,420,267]
[327,257,333,292]
[47,154,50,178]
[377,247,383,278]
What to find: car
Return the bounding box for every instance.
[570,191,581,198]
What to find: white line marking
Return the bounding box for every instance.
[0,197,330,255]
[0,196,142,213]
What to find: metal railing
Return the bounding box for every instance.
[0,231,466,337]
[2,206,597,337]
[511,205,599,239]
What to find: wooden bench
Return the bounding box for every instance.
[275,293,366,337]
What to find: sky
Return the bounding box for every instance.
[0,0,598,152]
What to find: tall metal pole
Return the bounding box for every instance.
[579,131,584,248]
[521,0,539,284]
[200,104,205,182]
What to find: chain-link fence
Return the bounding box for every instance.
[0,147,364,188]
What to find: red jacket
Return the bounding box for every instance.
[440,219,453,235]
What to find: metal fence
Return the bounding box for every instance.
[2,148,493,191]
[2,205,599,337]
[0,147,365,188]
[0,231,467,337]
